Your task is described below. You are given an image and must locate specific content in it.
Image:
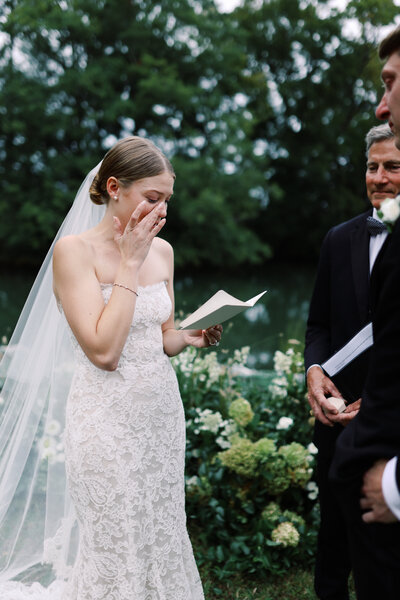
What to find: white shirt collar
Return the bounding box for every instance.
[372,207,382,222]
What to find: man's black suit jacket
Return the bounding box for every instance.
[331,216,400,495]
[305,209,372,453]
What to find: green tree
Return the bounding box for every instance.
[234,0,398,259]
[0,0,271,267]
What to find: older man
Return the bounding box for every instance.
[305,123,400,600]
[330,26,400,600]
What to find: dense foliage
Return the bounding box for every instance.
[173,341,320,577]
[0,0,398,266]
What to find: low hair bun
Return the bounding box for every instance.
[89,173,106,205]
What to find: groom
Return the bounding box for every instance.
[305,123,400,600]
[330,25,400,600]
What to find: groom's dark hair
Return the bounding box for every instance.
[379,25,400,61]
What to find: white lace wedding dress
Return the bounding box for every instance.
[0,281,204,600]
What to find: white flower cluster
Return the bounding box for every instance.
[216,420,238,449]
[307,442,318,455]
[273,349,293,375]
[306,480,318,500]
[276,416,293,430]
[188,408,238,449]
[39,419,65,464]
[172,347,224,388]
[191,408,223,434]
[171,346,197,377]
[271,521,300,547]
[269,375,288,401]
[232,346,250,366]
[185,475,201,493]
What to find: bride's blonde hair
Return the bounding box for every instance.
[89,136,175,205]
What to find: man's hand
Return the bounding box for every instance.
[307,366,344,426]
[328,398,361,427]
[360,459,397,524]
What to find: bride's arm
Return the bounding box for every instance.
[53,203,165,371]
[161,243,222,357]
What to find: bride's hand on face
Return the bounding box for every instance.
[113,201,166,266]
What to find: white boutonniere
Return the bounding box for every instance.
[377,196,400,233]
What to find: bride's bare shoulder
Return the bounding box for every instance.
[53,234,94,270]
[153,236,173,258]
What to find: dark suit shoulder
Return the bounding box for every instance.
[327,210,371,241]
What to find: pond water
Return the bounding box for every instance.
[0,263,317,369]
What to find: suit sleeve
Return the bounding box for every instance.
[304,230,332,370]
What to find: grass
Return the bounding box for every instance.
[198,564,357,600]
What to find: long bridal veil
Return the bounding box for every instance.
[0,163,104,591]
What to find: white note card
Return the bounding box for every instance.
[321,323,373,377]
[178,290,267,331]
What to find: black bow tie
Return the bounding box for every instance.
[366,216,387,236]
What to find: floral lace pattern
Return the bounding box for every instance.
[62,281,203,600]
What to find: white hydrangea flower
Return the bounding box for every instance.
[45,419,61,437]
[185,475,200,492]
[273,350,292,374]
[271,521,300,547]
[271,376,288,387]
[269,385,287,401]
[39,436,57,462]
[306,481,319,500]
[216,436,231,449]
[276,416,294,430]
[193,408,223,434]
[307,442,318,455]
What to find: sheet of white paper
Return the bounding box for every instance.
[179,290,267,330]
[321,322,373,377]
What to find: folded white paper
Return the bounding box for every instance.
[321,322,373,377]
[178,290,267,331]
[322,396,347,416]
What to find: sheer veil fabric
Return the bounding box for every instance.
[0,164,105,595]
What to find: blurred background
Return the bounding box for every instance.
[1,0,399,366]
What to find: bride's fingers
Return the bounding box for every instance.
[149,217,166,238]
[125,201,147,232]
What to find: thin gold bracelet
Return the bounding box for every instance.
[113,283,139,297]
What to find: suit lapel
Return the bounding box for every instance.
[350,212,371,321]
[370,227,394,311]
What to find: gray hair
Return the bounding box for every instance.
[365,124,394,156]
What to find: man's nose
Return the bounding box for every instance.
[374,166,390,182]
[376,93,390,120]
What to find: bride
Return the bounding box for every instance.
[0,136,222,599]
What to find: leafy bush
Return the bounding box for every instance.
[172,342,319,578]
